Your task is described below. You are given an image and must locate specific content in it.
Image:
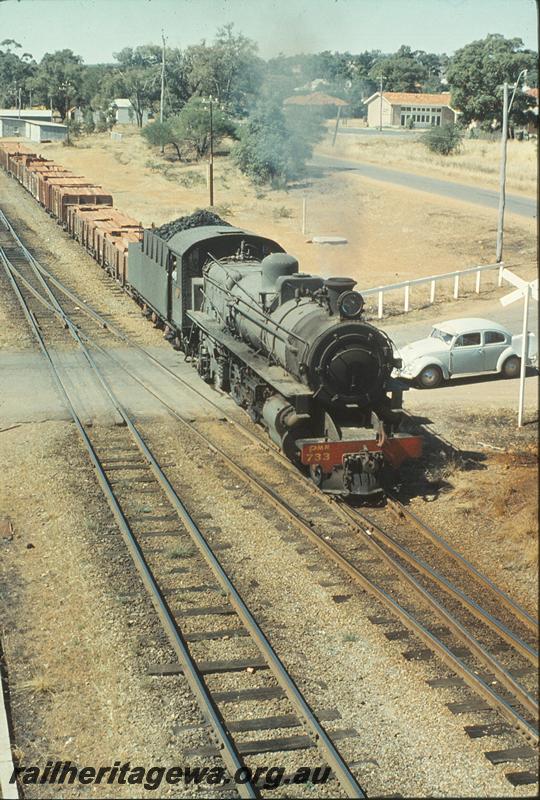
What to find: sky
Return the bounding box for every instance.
[0,0,537,63]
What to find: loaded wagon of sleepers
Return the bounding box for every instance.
[66,204,141,285]
[53,185,113,226]
[0,143,36,174]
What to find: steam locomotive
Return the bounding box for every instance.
[128,220,422,496]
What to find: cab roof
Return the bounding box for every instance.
[162,225,283,258]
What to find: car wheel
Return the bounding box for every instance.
[417,365,443,389]
[502,355,520,378]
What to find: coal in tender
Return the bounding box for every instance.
[154,210,232,240]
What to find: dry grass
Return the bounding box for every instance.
[320,131,537,196]
[447,447,538,569]
[15,675,56,696]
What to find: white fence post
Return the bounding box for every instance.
[475,270,481,293]
[430,280,436,304]
[404,284,410,312]
[453,274,459,299]
[377,291,383,319]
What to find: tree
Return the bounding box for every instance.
[0,39,36,106]
[416,51,447,92]
[142,97,236,160]
[184,24,262,114]
[423,123,463,155]
[370,45,428,92]
[447,35,537,128]
[232,100,316,187]
[79,63,114,108]
[141,119,176,153]
[109,46,162,126]
[28,49,83,118]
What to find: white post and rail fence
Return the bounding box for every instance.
[359,261,508,320]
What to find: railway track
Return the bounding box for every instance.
[1,207,538,789]
[0,210,366,799]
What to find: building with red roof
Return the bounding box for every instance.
[363,91,458,128]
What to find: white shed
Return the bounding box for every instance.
[111,98,150,126]
[25,120,68,143]
[0,117,27,137]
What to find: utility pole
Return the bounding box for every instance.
[496,81,508,263]
[208,97,214,206]
[378,74,384,131]
[160,30,166,154]
[496,69,527,263]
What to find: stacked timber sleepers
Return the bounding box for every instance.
[67,205,142,285]
[0,142,36,173]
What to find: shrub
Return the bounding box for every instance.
[95,112,109,133]
[273,206,293,219]
[233,100,321,188]
[82,109,95,134]
[142,99,237,162]
[423,123,464,155]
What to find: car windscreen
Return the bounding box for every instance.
[430,328,453,345]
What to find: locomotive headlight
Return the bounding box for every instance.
[338,290,364,319]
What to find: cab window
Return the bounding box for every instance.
[454,332,481,347]
[484,330,506,344]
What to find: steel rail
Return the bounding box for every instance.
[6,229,533,645]
[335,505,538,719]
[2,211,537,742]
[1,231,366,799]
[0,248,261,800]
[5,248,537,697]
[387,498,538,632]
[344,506,538,667]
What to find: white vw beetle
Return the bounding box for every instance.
[397,317,537,389]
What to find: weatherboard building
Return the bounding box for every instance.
[364,92,458,128]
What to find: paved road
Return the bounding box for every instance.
[312,153,537,219]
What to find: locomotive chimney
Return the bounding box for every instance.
[324,277,357,314]
[261,253,298,294]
